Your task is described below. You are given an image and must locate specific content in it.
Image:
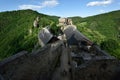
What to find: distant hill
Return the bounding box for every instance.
[0,9,58,60]
[71,10,120,58]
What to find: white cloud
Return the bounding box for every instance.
[87,0,113,7]
[42,0,59,7]
[19,0,59,10]
[19,5,43,9]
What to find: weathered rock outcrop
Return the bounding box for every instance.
[0,41,63,80]
[33,16,39,28]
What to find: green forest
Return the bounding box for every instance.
[71,10,120,58]
[0,9,120,60]
[0,9,59,60]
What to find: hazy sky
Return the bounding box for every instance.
[0,0,120,17]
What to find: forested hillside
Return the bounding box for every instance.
[0,9,120,61]
[0,9,58,60]
[71,10,120,58]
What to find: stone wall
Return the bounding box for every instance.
[0,41,63,80]
[73,59,119,80]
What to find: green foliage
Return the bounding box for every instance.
[83,10,120,40]
[70,16,82,24]
[100,39,120,59]
[76,22,106,44]
[50,21,60,35]
[72,10,120,59]
[100,39,119,51]
[0,9,58,60]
